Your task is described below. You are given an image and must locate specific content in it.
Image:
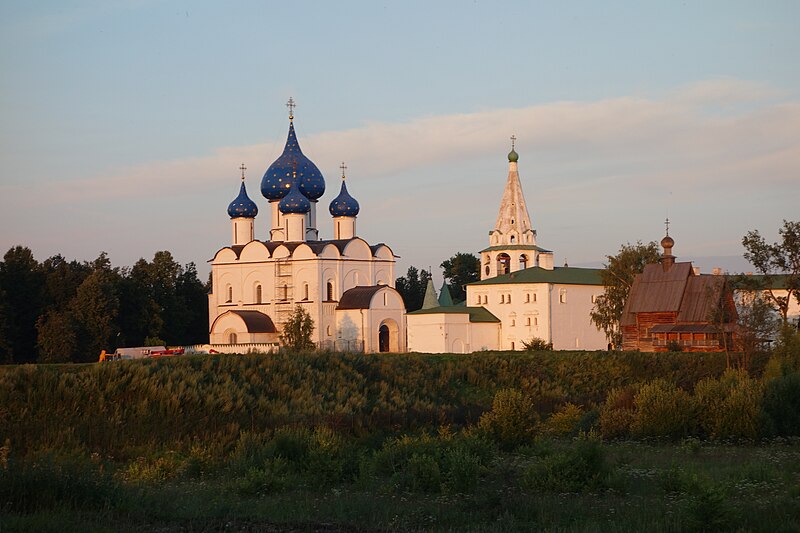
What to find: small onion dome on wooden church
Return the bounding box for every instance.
[261,98,325,201]
[227,166,258,218]
[278,172,311,214]
[329,163,360,217]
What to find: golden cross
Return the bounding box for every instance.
[286,97,295,120]
[239,163,247,180]
[510,135,516,149]
[340,161,347,179]
[665,217,670,236]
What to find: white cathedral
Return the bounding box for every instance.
[207,101,607,354]
[208,101,406,353]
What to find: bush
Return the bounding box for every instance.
[233,458,291,496]
[122,453,188,483]
[762,372,800,436]
[523,337,553,351]
[271,426,311,464]
[444,447,481,493]
[521,438,610,492]
[666,340,683,352]
[694,369,763,439]
[631,380,693,439]
[478,388,539,450]
[397,453,441,493]
[543,403,584,437]
[599,386,638,439]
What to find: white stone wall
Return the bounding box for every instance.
[407,313,499,353]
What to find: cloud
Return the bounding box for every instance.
[7,79,796,208]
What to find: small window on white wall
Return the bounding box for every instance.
[326,325,332,336]
[591,294,598,303]
[303,283,309,301]
[526,317,531,326]
[483,295,488,304]
[525,293,530,303]
[534,317,539,326]
[226,285,232,303]
[500,294,505,304]
[255,284,262,304]
[507,294,511,304]
[383,293,387,306]
[559,289,567,304]
[511,319,515,327]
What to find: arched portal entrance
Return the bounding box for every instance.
[378,319,400,352]
[379,324,390,352]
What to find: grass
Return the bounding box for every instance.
[2,439,799,532]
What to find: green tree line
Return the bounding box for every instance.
[0,246,208,364]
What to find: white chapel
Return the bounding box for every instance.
[208,100,406,353]
[407,141,607,352]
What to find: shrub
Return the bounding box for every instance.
[306,427,345,484]
[631,379,693,439]
[599,386,638,439]
[694,369,763,439]
[523,338,553,351]
[478,388,539,450]
[444,447,481,493]
[271,426,311,464]
[233,457,291,496]
[228,431,271,474]
[543,403,584,437]
[399,453,441,493]
[666,340,683,352]
[123,453,188,483]
[521,438,610,492]
[762,372,800,436]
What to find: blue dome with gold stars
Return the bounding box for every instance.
[329,179,360,217]
[227,181,258,218]
[261,121,326,201]
[279,175,311,214]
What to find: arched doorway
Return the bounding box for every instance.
[379,324,390,352]
[378,319,400,352]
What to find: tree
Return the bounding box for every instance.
[440,252,480,303]
[36,309,78,363]
[395,266,431,312]
[742,220,800,326]
[280,305,315,351]
[70,268,121,362]
[0,246,45,363]
[590,241,661,348]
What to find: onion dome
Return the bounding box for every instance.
[279,173,311,214]
[329,165,360,217]
[261,102,325,201]
[508,134,519,162]
[227,181,259,218]
[661,235,674,250]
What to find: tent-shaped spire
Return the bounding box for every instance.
[492,138,535,245]
[438,282,454,307]
[421,278,439,310]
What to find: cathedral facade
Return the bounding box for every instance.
[208,102,406,353]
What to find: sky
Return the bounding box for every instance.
[1,1,799,284]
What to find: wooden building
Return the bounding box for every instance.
[620,233,737,352]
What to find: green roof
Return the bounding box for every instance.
[438,282,454,306]
[421,278,439,310]
[479,244,553,253]
[469,266,603,286]
[407,306,501,323]
[728,273,796,291]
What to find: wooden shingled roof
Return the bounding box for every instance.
[621,262,727,326]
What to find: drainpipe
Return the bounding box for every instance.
[548,284,553,346]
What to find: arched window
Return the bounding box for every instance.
[326,325,332,336]
[520,254,528,270]
[500,294,505,304]
[255,284,262,304]
[282,283,288,301]
[303,283,309,301]
[476,295,481,305]
[226,285,232,303]
[326,281,334,301]
[510,235,515,244]
[383,293,387,306]
[485,265,490,276]
[497,253,511,275]
[228,332,237,344]
[483,295,488,304]
[525,293,530,303]
[526,317,531,326]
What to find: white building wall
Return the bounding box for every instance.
[548,284,607,350]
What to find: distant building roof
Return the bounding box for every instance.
[479,244,553,253]
[438,282,454,307]
[228,310,277,333]
[336,285,387,310]
[407,306,501,323]
[421,279,439,310]
[469,266,603,286]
